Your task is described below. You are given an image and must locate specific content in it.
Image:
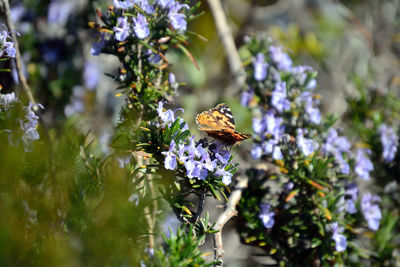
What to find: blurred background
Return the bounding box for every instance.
[1,0,399,265]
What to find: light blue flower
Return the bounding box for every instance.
[269,46,292,71]
[162,140,177,170]
[296,129,315,156]
[133,14,150,39]
[330,222,347,252]
[139,0,155,14]
[91,33,105,56]
[355,148,373,180]
[251,145,262,159]
[271,82,290,113]
[253,53,268,81]
[0,29,17,58]
[259,203,275,228]
[361,193,382,231]
[113,16,130,42]
[379,124,398,162]
[113,0,135,9]
[241,89,254,107]
[322,129,351,174]
[168,1,189,31]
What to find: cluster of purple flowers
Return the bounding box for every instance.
[245,46,320,159]
[379,124,398,162]
[157,102,234,185]
[0,92,17,108]
[251,110,284,160]
[0,27,17,58]
[329,222,347,252]
[245,42,384,243]
[111,0,189,44]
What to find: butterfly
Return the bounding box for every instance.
[196,103,252,146]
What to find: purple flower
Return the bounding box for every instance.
[21,103,44,151]
[252,117,266,135]
[200,154,217,172]
[264,111,284,139]
[299,91,321,124]
[344,183,358,214]
[162,140,177,170]
[215,168,232,185]
[253,53,268,81]
[168,1,189,31]
[169,73,179,91]
[0,29,16,58]
[169,13,187,31]
[291,65,314,88]
[184,160,201,179]
[139,0,155,14]
[83,61,100,90]
[251,145,262,159]
[133,14,150,39]
[361,193,382,231]
[322,129,351,174]
[259,204,275,228]
[261,139,283,160]
[158,0,172,8]
[305,101,321,124]
[113,16,130,42]
[156,101,183,125]
[355,148,374,180]
[91,33,106,56]
[272,145,283,159]
[271,82,290,113]
[330,222,347,252]
[297,129,316,156]
[379,124,398,162]
[283,182,294,193]
[146,48,161,64]
[241,89,254,107]
[252,110,285,160]
[0,92,17,107]
[113,0,135,9]
[215,148,231,165]
[269,46,292,71]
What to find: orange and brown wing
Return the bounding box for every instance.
[196,103,235,131]
[204,129,252,146]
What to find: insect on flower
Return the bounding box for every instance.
[196,103,252,146]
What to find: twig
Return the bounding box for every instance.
[206,0,246,91]
[137,155,157,251]
[0,0,36,106]
[213,176,248,266]
[193,191,206,224]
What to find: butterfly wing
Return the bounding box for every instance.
[204,129,252,146]
[196,103,235,131]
